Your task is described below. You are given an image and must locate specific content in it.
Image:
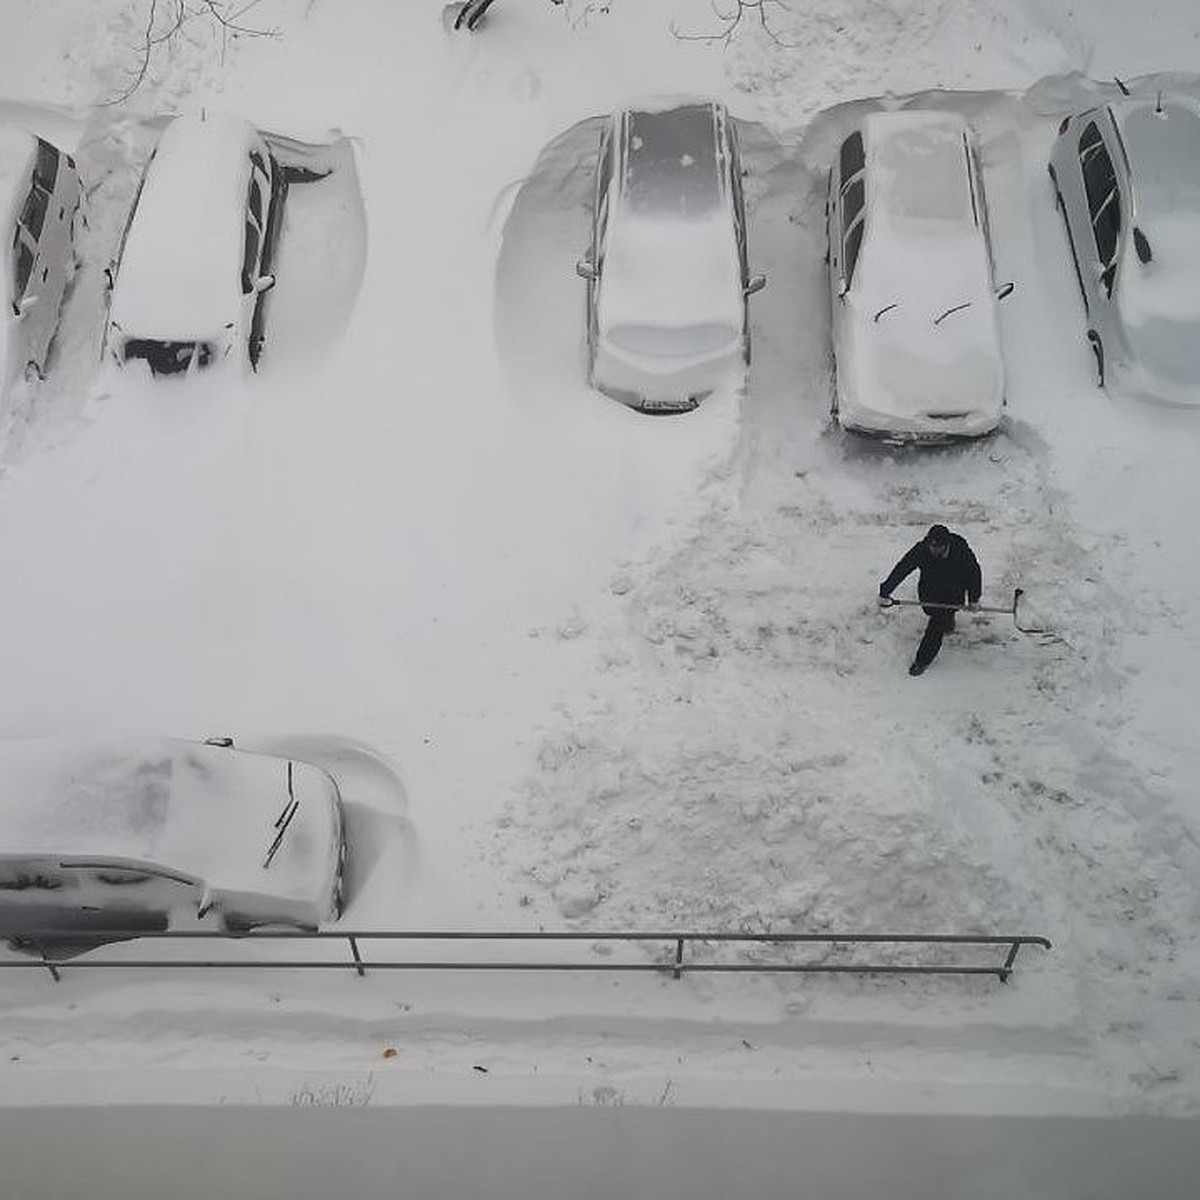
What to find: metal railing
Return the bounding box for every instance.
[0,929,1052,984]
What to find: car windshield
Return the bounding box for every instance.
[622,106,725,220]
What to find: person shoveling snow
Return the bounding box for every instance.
[878,524,982,676]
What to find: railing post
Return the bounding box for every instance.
[40,946,60,984]
[349,934,366,978]
[673,937,684,980]
[998,939,1021,983]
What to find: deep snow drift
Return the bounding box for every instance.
[0,0,1197,1123]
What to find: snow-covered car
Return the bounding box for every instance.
[575,98,766,412]
[0,737,345,951]
[1048,92,1200,404]
[826,110,1013,441]
[105,112,284,377]
[0,127,81,391]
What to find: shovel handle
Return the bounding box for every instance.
[881,588,1023,616]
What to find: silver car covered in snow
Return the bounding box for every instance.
[1049,92,1200,404]
[826,110,1012,442]
[0,737,345,951]
[576,99,765,412]
[0,127,81,391]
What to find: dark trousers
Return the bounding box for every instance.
[915,608,956,668]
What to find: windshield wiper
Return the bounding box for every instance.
[873,302,899,323]
[934,301,972,326]
[263,761,300,868]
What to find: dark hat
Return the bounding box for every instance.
[926,524,951,543]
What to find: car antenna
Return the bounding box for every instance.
[1156,90,1164,114]
[1115,76,1130,96]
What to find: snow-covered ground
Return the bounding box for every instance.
[1,0,1199,1139]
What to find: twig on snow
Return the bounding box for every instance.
[671,0,796,48]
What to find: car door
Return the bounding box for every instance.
[585,122,614,357]
[0,857,72,938]
[12,140,78,377]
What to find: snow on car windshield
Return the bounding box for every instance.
[599,212,742,334]
[622,105,724,219]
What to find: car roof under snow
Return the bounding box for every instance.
[108,113,265,341]
[862,110,978,229]
[0,737,336,900]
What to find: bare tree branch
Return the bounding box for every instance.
[101,0,279,107]
[671,0,797,48]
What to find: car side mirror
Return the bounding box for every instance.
[745,274,766,297]
[197,888,218,920]
[254,274,276,295]
[1133,227,1152,264]
[18,293,38,314]
[996,281,1014,301]
[575,259,596,281]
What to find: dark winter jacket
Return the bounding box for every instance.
[880,532,981,607]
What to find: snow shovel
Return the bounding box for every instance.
[880,588,1047,635]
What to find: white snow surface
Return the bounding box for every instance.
[0,0,1197,1124]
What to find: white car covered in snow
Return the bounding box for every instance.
[0,737,345,951]
[0,127,81,391]
[576,98,766,412]
[826,110,1013,441]
[105,112,284,377]
[1049,92,1200,405]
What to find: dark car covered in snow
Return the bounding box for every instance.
[576,98,765,412]
[105,112,285,376]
